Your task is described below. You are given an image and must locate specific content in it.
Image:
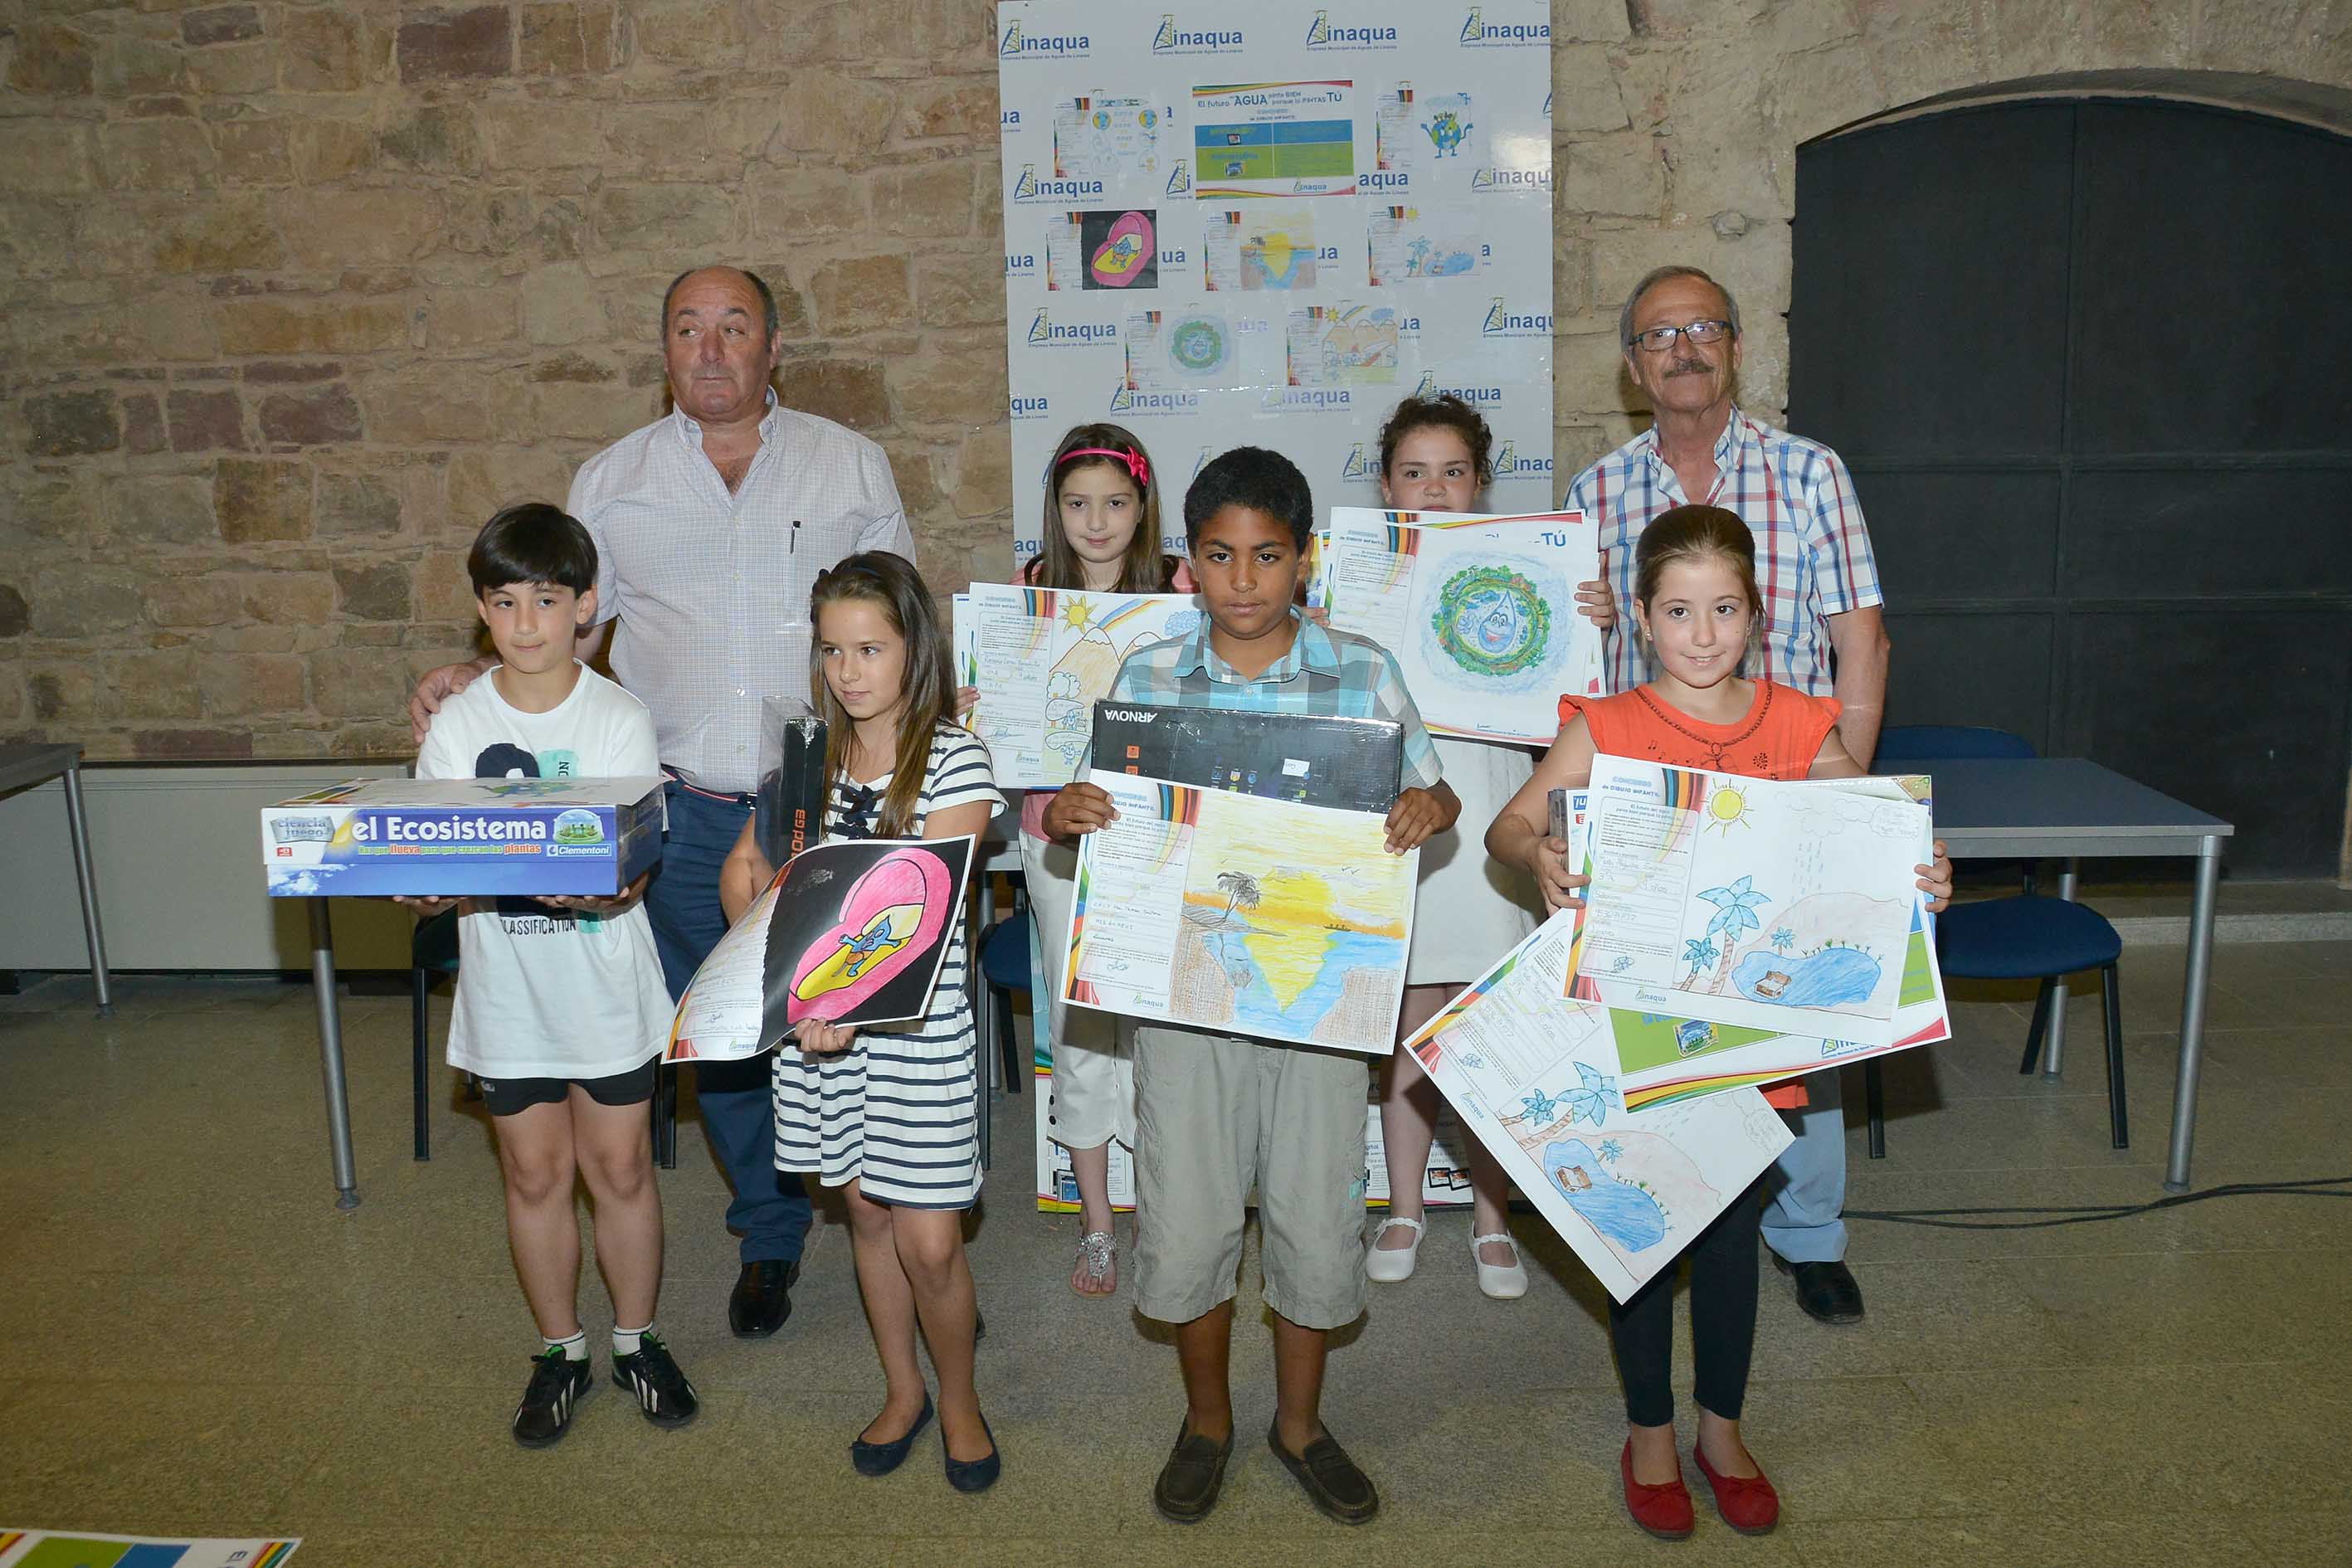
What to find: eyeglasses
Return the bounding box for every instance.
[1628,319,1732,354]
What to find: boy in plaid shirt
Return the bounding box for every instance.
[1045,446,1457,1527]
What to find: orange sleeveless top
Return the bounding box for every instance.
[1559,680,1840,782]
[1560,680,1843,1108]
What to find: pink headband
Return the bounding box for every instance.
[1058,446,1150,489]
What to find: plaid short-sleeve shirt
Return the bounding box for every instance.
[1565,406,1882,698]
[1098,611,1444,792]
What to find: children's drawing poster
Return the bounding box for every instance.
[0,1532,299,1567]
[1405,909,1792,1303]
[998,2,1556,563]
[1572,756,1935,1049]
[955,584,1205,789]
[1064,770,1415,1055]
[1322,506,1603,743]
[666,836,976,1060]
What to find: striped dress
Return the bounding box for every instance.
[772,723,1001,1208]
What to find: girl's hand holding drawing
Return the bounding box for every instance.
[1043,781,1118,840]
[1531,835,1590,913]
[954,685,981,718]
[1574,576,1615,630]
[1916,840,1954,913]
[794,1016,858,1056]
[1384,782,1459,855]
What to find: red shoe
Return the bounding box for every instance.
[1619,1439,1693,1540]
[1692,1443,1780,1535]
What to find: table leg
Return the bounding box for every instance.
[60,761,114,1019]
[309,898,361,1210]
[2163,836,2223,1192]
[976,873,996,1171]
[2039,859,2079,1079]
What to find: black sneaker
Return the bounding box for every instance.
[512,1346,592,1449]
[612,1332,699,1428]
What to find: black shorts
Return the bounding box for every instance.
[478,1058,659,1118]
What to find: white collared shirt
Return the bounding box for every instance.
[568,395,913,791]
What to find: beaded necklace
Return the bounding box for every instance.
[1633,681,1774,773]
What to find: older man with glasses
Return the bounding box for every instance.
[1562,264,1891,1328]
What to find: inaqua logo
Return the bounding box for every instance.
[1306,8,1398,47]
[1166,161,1192,197]
[1005,251,1039,277]
[1260,386,1353,412]
[1152,12,1244,53]
[1001,109,1022,128]
[1482,296,1552,338]
[1011,163,1106,204]
[1110,382,1202,416]
[1491,440,1554,477]
[1010,394,1052,421]
[1410,371,1505,410]
[1458,7,1550,45]
[1001,19,1089,58]
[1340,444,1376,482]
[1357,170,1409,193]
[1028,310,1118,348]
[1470,164,1551,193]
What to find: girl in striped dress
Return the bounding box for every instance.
[718,550,1003,1493]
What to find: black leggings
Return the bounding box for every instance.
[1608,1176,1763,1428]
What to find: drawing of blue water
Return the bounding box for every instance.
[1541,1138,1668,1252]
[1731,947,1881,1008]
[1207,928,1397,1038]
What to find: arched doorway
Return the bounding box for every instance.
[1789,95,2352,876]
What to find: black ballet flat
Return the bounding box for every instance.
[943,1413,1001,1493]
[850,1394,933,1478]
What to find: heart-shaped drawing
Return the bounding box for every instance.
[1089,211,1155,287]
[788,847,952,1024]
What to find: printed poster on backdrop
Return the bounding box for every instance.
[998,1,1556,565]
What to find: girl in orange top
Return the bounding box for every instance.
[1488,504,1951,1541]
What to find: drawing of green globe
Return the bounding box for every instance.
[1430,565,1551,678]
[1168,314,1230,376]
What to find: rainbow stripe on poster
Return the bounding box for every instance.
[1404,940,1528,1070]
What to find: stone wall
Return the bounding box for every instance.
[2,0,2345,759]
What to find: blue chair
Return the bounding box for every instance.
[977,905,1031,1103]
[1865,726,2129,1153]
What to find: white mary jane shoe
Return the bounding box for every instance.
[1472,1232,1529,1299]
[1364,1215,1425,1282]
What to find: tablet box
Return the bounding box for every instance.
[1089,702,1403,813]
[261,777,665,898]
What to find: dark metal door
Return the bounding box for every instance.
[1791,99,2352,875]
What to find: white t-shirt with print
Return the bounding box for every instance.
[416,664,673,1081]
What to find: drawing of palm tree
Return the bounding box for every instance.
[1216,870,1262,925]
[1770,926,1794,956]
[1681,936,1717,982]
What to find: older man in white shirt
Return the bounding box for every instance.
[412,265,914,1341]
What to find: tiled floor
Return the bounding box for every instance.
[3,944,2347,1566]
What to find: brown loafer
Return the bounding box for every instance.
[1269,1422,1379,1525]
[1153,1420,1234,1523]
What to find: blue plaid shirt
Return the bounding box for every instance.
[1098,611,1444,792]
[1565,406,1882,697]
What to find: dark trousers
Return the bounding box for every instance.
[645,777,811,1266]
[1608,1176,1763,1428]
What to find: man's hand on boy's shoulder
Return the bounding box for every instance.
[409,656,495,743]
[1383,782,1458,855]
[1042,781,1118,840]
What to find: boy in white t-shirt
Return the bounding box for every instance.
[402,503,698,1448]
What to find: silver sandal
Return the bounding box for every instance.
[1073,1230,1117,1296]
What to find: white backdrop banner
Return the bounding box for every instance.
[996,2,1557,562]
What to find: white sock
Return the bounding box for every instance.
[544,1330,587,1362]
[613,1323,650,1358]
